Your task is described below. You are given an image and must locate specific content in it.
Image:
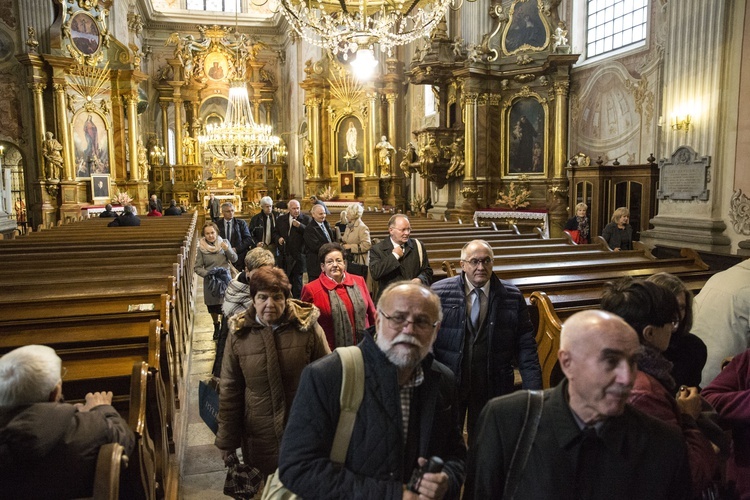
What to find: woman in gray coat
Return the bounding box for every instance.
[195,221,238,336]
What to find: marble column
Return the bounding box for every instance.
[553,82,569,179]
[29,82,47,178]
[174,97,183,165]
[126,91,140,182]
[52,83,74,181]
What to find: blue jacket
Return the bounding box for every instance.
[278,331,466,499]
[431,273,542,398]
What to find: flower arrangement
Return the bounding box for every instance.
[194,179,207,191]
[410,193,426,213]
[498,182,531,210]
[112,190,133,205]
[318,184,337,201]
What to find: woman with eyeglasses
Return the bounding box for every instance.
[301,242,376,351]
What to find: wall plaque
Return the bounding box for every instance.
[657,146,710,200]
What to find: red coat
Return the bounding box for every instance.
[301,273,376,350]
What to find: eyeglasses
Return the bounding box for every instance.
[392,226,411,233]
[379,310,438,332]
[324,258,345,266]
[461,257,493,267]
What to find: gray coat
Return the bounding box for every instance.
[195,238,238,306]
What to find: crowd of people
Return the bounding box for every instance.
[3,196,749,500]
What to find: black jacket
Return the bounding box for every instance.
[218,217,254,270]
[303,220,334,281]
[107,212,140,227]
[369,238,433,302]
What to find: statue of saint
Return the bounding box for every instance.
[375,136,396,177]
[303,139,313,178]
[137,139,149,179]
[446,137,465,178]
[346,122,358,158]
[182,135,196,164]
[42,131,64,180]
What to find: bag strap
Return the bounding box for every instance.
[503,390,544,500]
[415,239,423,267]
[330,346,365,464]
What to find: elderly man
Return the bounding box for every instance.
[207,193,221,222]
[99,203,116,218]
[0,345,135,498]
[250,196,277,256]
[164,199,182,216]
[370,214,433,302]
[218,202,254,272]
[278,282,466,498]
[107,204,140,227]
[431,239,542,441]
[466,310,691,499]
[149,193,163,214]
[274,199,311,298]
[303,204,335,282]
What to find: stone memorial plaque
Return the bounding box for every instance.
[657,146,710,200]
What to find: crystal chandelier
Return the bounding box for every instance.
[278,0,454,59]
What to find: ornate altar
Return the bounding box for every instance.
[201,160,243,212]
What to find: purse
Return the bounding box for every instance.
[224,451,263,499]
[198,378,220,435]
[344,250,368,278]
[261,346,365,499]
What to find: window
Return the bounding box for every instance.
[186,0,237,13]
[586,0,647,58]
[424,86,436,117]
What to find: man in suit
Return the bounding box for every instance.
[207,193,221,222]
[164,199,182,216]
[149,194,163,214]
[218,202,254,271]
[303,204,334,282]
[466,310,691,499]
[107,204,140,227]
[99,203,116,218]
[274,199,310,298]
[249,196,276,257]
[431,239,542,441]
[369,214,433,302]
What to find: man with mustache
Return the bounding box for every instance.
[466,310,691,499]
[431,239,542,442]
[278,282,466,499]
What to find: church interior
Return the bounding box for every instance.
[1,0,750,497]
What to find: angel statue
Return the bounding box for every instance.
[553,22,570,53]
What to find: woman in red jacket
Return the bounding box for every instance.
[301,242,376,350]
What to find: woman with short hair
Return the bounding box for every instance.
[601,206,633,250]
[563,202,590,244]
[195,221,237,337]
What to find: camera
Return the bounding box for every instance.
[406,456,444,493]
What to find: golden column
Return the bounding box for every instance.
[174,97,183,164]
[29,83,47,175]
[307,97,323,178]
[553,81,570,179]
[462,92,478,181]
[159,101,169,155]
[366,90,379,178]
[386,94,397,151]
[52,83,74,181]
[125,91,140,181]
[191,101,200,141]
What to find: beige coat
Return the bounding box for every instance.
[215,299,330,475]
[341,218,371,266]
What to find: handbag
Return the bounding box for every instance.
[198,378,220,435]
[564,229,583,244]
[261,346,365,499]
[503,390,544,500]
[344,250,368,278]
[224,451,263,499]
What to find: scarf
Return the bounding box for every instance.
[327,275,367,348]
[576,216,590,240]
[637,344,676,393]
[198,235,226,254]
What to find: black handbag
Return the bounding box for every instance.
[224,452,263,499]
[344,250,368,278]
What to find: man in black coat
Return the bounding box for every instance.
[369,214,433,302]
[303,204,335,282]
[107,204,140,226]
[164,199,182,216]
[249,196,276,257]
[148,194,163,214]
[274,199,310,298]
[207,193,221,222]
[217,202,254,271]
[99,203,116,218]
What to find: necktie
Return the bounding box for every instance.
[321,223,331,242]
[265,215,272,245]
[225,221,232,243]
[469,288,482,333]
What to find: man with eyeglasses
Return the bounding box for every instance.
[0,345,135,498]
[278,282,466,498]
[370,214,433,303]
[431,239,542,441]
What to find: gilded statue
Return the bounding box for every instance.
[303,139,313,178]
[42,131,64,180]
[182,135,197,164]
[137,139,149,179]
[446,137,465,178]
[375,136,396,177]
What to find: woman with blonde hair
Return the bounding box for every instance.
[340,202,371,273]
[563,202,590,244]
[601,206,633,250]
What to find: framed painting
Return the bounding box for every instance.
[339,172,355,199]
[91,174,110,201]
[502,0,550,55]
[73,111,110,178]
[70,12,101,56]
[507,96,547,176]
[204,52,229,81]
[337,116,364,174]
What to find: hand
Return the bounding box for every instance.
[219,449,233,463]
[393,246,404,259]
[278,237,286,246]
[613,248,621,252]
[406,458,449,500]
[220,241,229,251]
[75,391,113,412]
[676,386,702,419]
[256,242,265,248]
[291,219,300,228]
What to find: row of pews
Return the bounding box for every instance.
[0,214,198,499]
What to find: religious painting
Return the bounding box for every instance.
[502,0,549,55]
[337,116,364,174]
[91,174,110,201]
[70,12,100,55]
[507,97,547,175]
[0,28,14,63]
[204,52,228,81]
[339,172,355,199]
[73,111,110,178]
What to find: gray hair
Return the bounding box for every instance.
[0,345,62,406]
[260,196,273,207]
[105,204,112,211]
[244,247,276,271]
[460,239,494,261]
[346,203,363,221]
[221,202,234,211]
[123,204,135,214]
[388,214,409,227]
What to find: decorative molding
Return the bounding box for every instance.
[729,189,750,235]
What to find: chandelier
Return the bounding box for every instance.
[277,0,454,59]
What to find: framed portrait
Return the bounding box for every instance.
[502,0,550,55]
[91,174,110,201]
[337,116,364,174]
[73,111,110,178]
[507,96,547,176]
[70,12,101,56]
[204,52,229,81]
[339,172,355,199]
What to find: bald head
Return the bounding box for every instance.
[560,310,637,352]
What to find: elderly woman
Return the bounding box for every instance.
[601,206,633,250]
[195,221,237,337]
[340,203,371,277]
[216,267,330,477]
[563,202,590,244]
[601,278,718,495]
[647,272,707,388]
[301,243,376,350]
[212,247,276,378]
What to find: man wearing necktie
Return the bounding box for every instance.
[303,204,334,281]
[274,199,311,298]
[218,202,254,271]
[250,196,277,258]
[431,239,542,441]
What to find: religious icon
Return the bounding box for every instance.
[91,174,110,200]
[70,12,101,55]
[338,117,363,174]
[502,0,549,55]
[204,53,228,81]
[508,97,546,175]
[73,111,110,177]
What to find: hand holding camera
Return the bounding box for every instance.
[406,456,445,497]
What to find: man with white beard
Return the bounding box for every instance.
[278,282,466,499]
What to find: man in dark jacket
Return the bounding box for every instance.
[278,282,466,499]
[249,196,276,256]
[466,310,691,499]
[218,202,254,271]
[431,239,542,440]
[99,203,116,218]
[164,199,182,216]
[207,193,221,222]
[273,199,311,298]
[303,204,335,282]
[369,214,433,302]
[0,345,135,499]
[107,204,140,226]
